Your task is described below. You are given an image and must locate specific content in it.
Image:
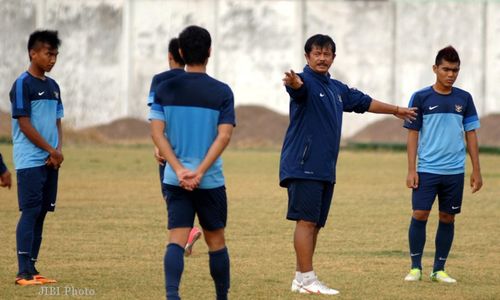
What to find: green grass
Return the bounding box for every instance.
[0,144,499,299]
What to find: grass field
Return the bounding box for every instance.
[0,144,499,299]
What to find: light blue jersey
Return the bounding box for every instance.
[404,86,480,175]
[148,72,235,189]
[9,72,63,170]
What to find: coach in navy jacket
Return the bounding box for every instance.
[280,65,372,187]
[280,34,417,295]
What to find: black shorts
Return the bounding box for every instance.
[412,172,464,214]
[17,165,59,212]
[163,184,227,231]
[286,179,334,227]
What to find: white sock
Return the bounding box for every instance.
[295,271,302,282]
[301,271,317,285]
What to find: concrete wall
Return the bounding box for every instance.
[1,0,498,136]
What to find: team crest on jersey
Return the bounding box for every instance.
[337,95,343,102]
[455,104,463,113]
[54,91,59,99]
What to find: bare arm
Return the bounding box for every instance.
[406,129,419,189]
[18,117,63,168]
[150,119,192,188]
[191,124,234,185]
[465,130,482,193]
[368,99,417,122]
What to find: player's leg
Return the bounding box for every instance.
[287,180,338,295]
[405,172,438,281]
[195,186,229,300]
[431,173,463,283]
[163,184,195,300]
[15,166,45,285]
[31,166,58,283]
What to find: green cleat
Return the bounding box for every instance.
[430,270,457,283]
[404,268,422,281]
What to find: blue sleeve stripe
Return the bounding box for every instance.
[464,120,480,131]
[151,103,163,112]
[147,92,154,106]
[15,73,28,109]
[463,115,479,124]
[408,93,416,107]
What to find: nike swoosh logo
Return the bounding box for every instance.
[50,203,56,207]
[429,105,438,110]
[38,91,45,96]
[452,206,460,209]
[438,257,447,261]
[410,253,421,257]
[319,93,325,97]
[18,251,29,255]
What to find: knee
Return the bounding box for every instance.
[412,210,430,221]
[204,229,226,251]
[439,212,455,223]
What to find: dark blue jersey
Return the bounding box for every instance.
[147,68,185,106]
[279,65,372,187]
[149,72,235,189]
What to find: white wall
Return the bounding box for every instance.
[1,0,498,136]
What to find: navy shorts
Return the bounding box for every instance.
[412,172,464,214]
[286,179,334,227]
[163,184,227,231]
[17,165,59,212]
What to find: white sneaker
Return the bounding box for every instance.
[291,279,301,292]
[404,268,422,281]
[300,279,340,295]
[430,271,457,283]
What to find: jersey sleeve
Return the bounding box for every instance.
[148,103,165,121]
[463,93,480,131]
[10,76,31,118]
[341,84,372,113]
[55,82,64,119]
[218,86,236,126]
[147,76,157,107]
[403,92,422,131]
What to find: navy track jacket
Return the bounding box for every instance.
[279,65,372,187]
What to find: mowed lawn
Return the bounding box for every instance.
[0,144,499,300]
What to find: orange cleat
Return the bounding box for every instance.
[15,276,42,286]
[33,274,57,284]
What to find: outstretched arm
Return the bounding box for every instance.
[18,117,63,169]
[406,129,419,189]
[368,99,417,122]
[465,130,482,193]
[151,119,193,190]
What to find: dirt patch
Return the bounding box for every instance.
[1,108,499,147]
[349,114,500,147]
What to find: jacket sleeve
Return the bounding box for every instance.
[285,74,308,103]
[0,153,7,175]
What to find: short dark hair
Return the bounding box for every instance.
[178,25,211,65]
[435,46,460,66]
[28,30,61,52]
[304,34,336,55]
[168,38,185,65]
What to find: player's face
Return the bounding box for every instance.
[305,45,335,75]
[30,43,59,73]
[433,60,460,89]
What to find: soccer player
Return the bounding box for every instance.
[150,25,234,300]
[403,46,482,283]
[281,34,417,295]
[9,30,63,286]
[0,152,12,189]
[146,37,202,256]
